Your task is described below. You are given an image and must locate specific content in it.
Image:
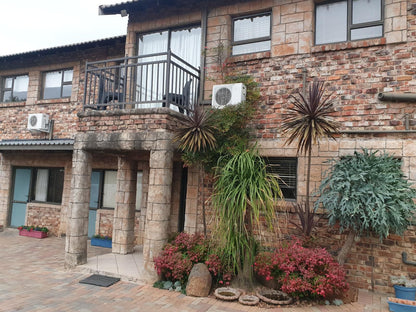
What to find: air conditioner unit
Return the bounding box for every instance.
[212,83,247,109]
[27,113,49,133]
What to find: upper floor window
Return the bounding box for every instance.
[43,69,73,99]
[264,157,297,200]
[2,75,29,102]
[315,0,383,45]
[232,12,271,56]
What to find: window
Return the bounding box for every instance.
[2,75,29,102]
[89,170,143,210]
[264,157,297,200]
[315,0,383,45]
[232,12,271,55]
[43,69,73,99]
[31,168,64,204]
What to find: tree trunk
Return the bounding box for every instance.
[200,165,207,236]
[305,147,312,235]
[337,230,357,265]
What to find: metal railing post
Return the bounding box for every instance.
[165,50,171,108]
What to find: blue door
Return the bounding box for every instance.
[10,168,32,227]
[88,171,101,238]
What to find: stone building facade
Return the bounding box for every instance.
[0,0,415,292]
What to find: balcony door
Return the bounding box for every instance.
[136,25,201,109]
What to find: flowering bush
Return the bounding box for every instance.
[154,233,208,284]
[18,225,49,233]
[154,233,234,286]
[92,234,112,240]
[205,253,233,286]
[254,239,348,300]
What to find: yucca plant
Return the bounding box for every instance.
[282,80,339,236]
[174,105,217,236]
[212,148,282,287]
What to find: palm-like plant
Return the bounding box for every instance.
[174,106,216,153]
[282,80,339,236]
[174,106,216,236]
[213,148,282,286]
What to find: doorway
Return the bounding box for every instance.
[10,168,32,227]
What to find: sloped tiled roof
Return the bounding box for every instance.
[0,139,74,151]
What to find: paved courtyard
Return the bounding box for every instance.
[0,229,390,311]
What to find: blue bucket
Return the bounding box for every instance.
[394,285,416,301]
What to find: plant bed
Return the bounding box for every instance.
[388,297,416,312]
[256,288,292,305]
[214,287,241,301]
[18,226,48,239]
[91,235,112,248]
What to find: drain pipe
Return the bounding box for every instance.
[378,93,416,102]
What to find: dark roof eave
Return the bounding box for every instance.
[0,35,126,61]
[0,139,74,151]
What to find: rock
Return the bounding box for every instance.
[186,263,212,297]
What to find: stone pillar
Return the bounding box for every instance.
[0,155,11,227]
[112,156,137,254]
[143,149,173,280]
[65,149,92,268]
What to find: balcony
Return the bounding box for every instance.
[83,51,200,114]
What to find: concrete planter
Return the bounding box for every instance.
[19,229,48,239]
[91,237,112,248]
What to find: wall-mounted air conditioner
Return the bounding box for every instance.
[212,83,247,109]
[27,113,49,133]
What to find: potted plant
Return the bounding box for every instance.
[391,276,416,301]
[18,225,49,239]
[91,234,112,248]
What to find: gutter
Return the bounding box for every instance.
[378,93,416,102]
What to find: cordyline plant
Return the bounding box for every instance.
[282,80,339,236]
[212,148,282,287]
[174,105,217,236]
[316,149,416,265]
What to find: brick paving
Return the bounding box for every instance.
[0,229,390,311]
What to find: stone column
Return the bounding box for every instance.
[143,149,173,280]
[65,149,92,268]
[112,156,137,254]
[0,155,11,227]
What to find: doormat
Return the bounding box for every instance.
[79,274,120,287]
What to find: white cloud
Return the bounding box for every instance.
[0,0,128,56]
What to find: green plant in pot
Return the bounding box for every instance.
[391,276,416,301]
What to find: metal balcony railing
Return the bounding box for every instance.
[83,51,200,114]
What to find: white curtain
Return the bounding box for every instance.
[35,169,48,202]
[103,171,117,209]
[136,171,143,210]
[136,27,200,109]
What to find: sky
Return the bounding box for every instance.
[0,0,128,56]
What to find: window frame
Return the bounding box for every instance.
[231,11,272,56]
[264,157,297,201]
[1,74,29,103]
[315,0,384,45]
[30,167,65,205]
[42,68,73,100]
[90,169,143,211]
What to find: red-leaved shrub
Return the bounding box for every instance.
[154,233,233,285]
[254,239,348,299]
[154,233,208,283]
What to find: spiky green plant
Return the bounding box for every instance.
[282,80,339,236]
[212,148,282,287]
[174,106,216,154]
[316,149,416,264]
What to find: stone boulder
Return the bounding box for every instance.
[186,263,212,297]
